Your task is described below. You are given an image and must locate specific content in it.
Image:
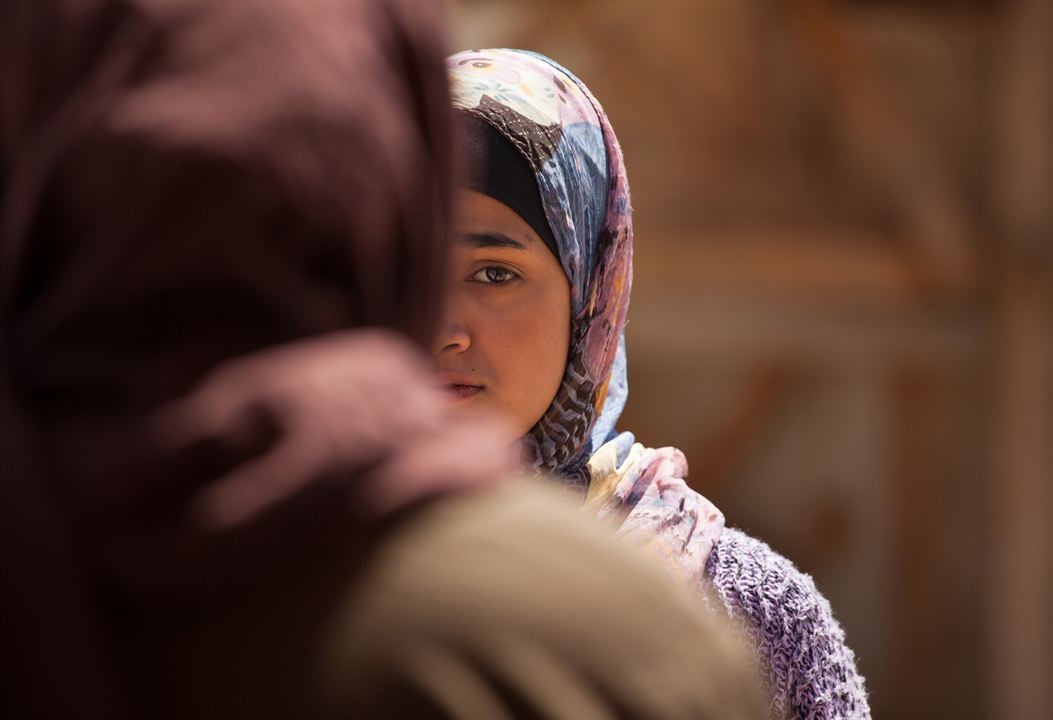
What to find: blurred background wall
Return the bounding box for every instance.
[447,1,1052,718]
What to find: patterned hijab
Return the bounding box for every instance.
[449,49,723,584]
[449,49,632,491]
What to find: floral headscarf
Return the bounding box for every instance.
[449,49,631,489]
[449,49,723,584]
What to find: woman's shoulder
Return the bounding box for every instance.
[705,527,831,620]
[702,527,870,719]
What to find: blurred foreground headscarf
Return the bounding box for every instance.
[449,49,723,585]
[0,2,510,717]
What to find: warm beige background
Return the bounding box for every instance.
[447,2,1052,719]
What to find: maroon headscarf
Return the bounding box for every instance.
[0,1,510,716]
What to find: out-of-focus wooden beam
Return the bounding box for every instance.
[786,0,976,294]
[633,230,934,307]
[987,0,1053,717]
[688,362,793,495]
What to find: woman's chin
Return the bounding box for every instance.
[439,391,539,445]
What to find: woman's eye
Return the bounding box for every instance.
[471,266,518,284]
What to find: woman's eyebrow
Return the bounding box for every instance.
[460,232,527,250]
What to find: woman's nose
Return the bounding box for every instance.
[433,305,471,355]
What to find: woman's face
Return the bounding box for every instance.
[434,190,570,436]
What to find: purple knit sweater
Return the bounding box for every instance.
[702,528,870,720]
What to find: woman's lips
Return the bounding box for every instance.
[445,383,484,401]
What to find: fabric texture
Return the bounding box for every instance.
[585,437,723,587]
[705,529,871,720]
[449,48,870,719]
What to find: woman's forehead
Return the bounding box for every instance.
[456,191,541,250]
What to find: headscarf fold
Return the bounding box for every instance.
[449,49,722,584]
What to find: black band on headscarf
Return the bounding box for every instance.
[459,113,560,261]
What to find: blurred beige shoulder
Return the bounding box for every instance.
[321,480,766,720]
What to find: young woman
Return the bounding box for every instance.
[438,48,871,719]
